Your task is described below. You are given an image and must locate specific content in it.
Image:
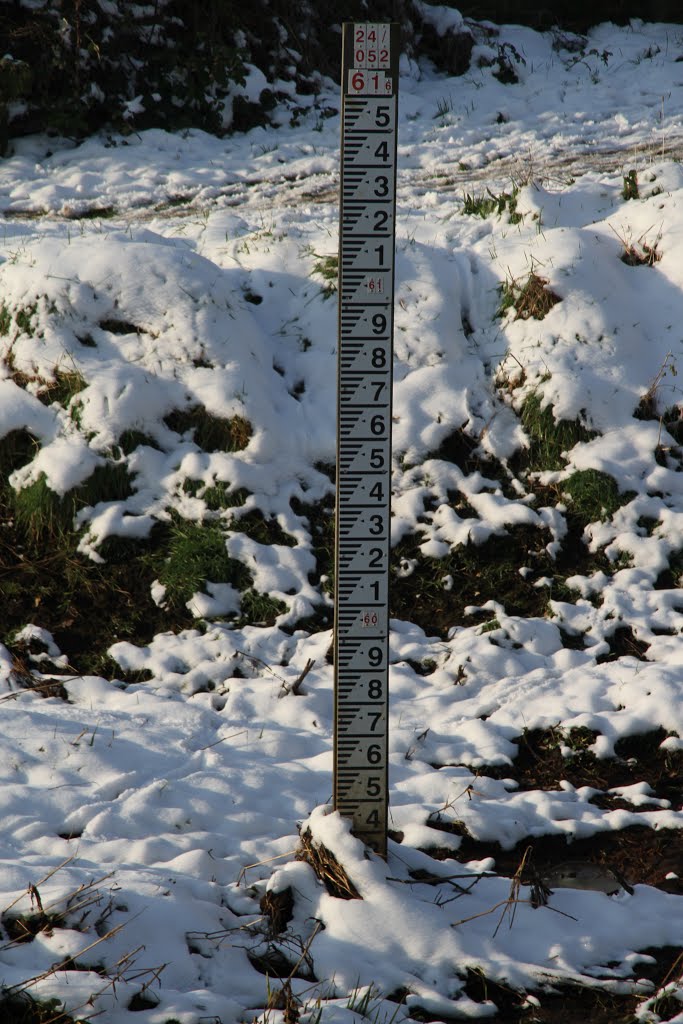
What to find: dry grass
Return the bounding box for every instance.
[499,271,561,320]
[611,224,662,266]
[296,828,360,900]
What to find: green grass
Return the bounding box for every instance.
[12,463,134,544]
[562,469,635,528]
[116,429,160,455]
[0,451,289,670]
[462,187,521,223]
[150,514,285,624]
[40,369,87,408]
[155,516,251,611]
[389,526,561,637]
[15,303,38,336]
[6,369,87,409]
[239,588,286,625]
[164,407,252,451]
[0,304,11,335]
[516,392,596,472]
[310,253,338,298]
[0,277,677,688]
[182,478,249,511]
[12,474,74,543]
[228,508,296,546]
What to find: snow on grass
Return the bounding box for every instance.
[0,15,682,1024]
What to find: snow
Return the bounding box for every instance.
[0,14,682,1022]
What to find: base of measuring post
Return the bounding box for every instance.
[333,21,399,861]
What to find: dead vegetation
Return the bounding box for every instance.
[611,224,662,266]
[296,828,360,900]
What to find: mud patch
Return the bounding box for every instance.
[457,726,681,806]
[435,825,683,896]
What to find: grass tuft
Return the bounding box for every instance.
[116,429,160,455]
[309,252,338,298]
[498,271,561,320]
[3,909,65,944]
[73,205,116,219]
[9,369,87,409]
[98,318,143,335]
[0,304,12,335]
[156,516,250,610]
[12,463,134,544]
[462,187,521,223]
[239,589,286,626]
[297,829,360,900]
[517,393,596,472]
[622,169,639,200]
[611,224,662,266]
[182,478,249,511]
[12,475,73,543]
[14,303,38,336]
[164,407,252,451]
[44,370,88,408]
[228,509,297,546]
[562,469,635,528]
[0,428,39,476]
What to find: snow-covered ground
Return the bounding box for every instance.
[0,15,682,1023]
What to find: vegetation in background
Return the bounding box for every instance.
[2,0,679,150]
[453,0,683,32]
[0,0,475,148]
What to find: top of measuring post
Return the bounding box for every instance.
[342,23,400,98]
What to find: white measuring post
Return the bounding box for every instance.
[334,22,399,858]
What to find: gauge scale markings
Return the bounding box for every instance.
[334,21,398,856]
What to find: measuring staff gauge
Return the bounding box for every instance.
[334,22,399,858]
